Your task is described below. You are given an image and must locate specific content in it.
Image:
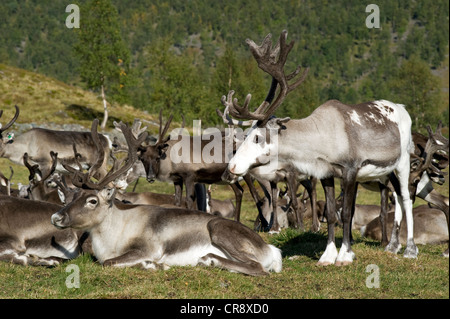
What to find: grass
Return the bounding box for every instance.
[0,65,449,300]
[0,225,447,299]
[0,173,448,299]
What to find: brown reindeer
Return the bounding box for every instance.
[138,110,262,223]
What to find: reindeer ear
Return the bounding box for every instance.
[267,117,290,131]
[276,117,290,125]
[5,132,14,144]
[157,143,169,159]
[99,187,116,202]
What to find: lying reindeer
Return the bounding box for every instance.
[361,205,448,247]
[52,119,282,276]
[0,194,85,266]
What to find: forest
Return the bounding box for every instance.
[0,0,448,132]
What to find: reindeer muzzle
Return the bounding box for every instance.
[51,212,69,229]
[221,168,239,184]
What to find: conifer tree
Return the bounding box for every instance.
[74,0,131,129]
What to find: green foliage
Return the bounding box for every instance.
[74,0,132,104]
[390,55,443,133]
[0,0,448,126]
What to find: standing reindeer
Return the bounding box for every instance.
[221,30,416,266]
[221,106,319,233]
[138,110,259,222]
[0,105,111,179]
[52,119,282,275]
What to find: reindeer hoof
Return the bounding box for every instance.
[336,246,355,266]
[442,249,449,258]
[403,245,419,259]
[385,243,401,255]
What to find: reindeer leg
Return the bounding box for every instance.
[184,179,196,210]
[254,179,273,232]
[300,178,320,232]
[379,182,390,247]
[336,170,358,266]
[0,239,61,267]
[317,177,338,266]
[269,181,280,233]
[230,182,244,222]
[198,218,273,276]
[103,249,165,270]
[289,174,304,231]
[386,191,402,254]
[174,181,183,206]
[348,182,358,245]
[396,164,418,259]
[243,175,267,230]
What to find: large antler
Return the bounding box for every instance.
[0,105,20,134]
[63,119,148,190]
[411,122,449,180]
[220,31,309,127]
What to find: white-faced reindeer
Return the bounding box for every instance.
[221,30,416,266]
[0,105,111,179]
[219,90,319,233]
[52,120,282,275]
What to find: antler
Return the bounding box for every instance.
[156,109,173,145]
[23,151,58,183]
[64,119,148,190]
[422,122,449,176]
[0,105,20,134]
[411,122,449,181]
[220,31,309,127]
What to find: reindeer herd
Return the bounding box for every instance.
[0,31,448,276]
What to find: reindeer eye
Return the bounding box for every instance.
[86,198,98,206]
[253,134,265,145]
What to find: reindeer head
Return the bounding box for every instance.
[410,122,449,189]
[219,31,308,182]
[52,119,147,230]
[139,110,173,183]
[0,105,19,155]
[51,188,115,230]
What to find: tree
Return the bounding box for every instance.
[74,0,131,129]
[390,55,442,133]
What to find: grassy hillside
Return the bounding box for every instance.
[0,63,155,129]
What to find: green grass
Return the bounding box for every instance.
[0,64,448,299]
[0,171,448,299]
[0,225,447,299]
